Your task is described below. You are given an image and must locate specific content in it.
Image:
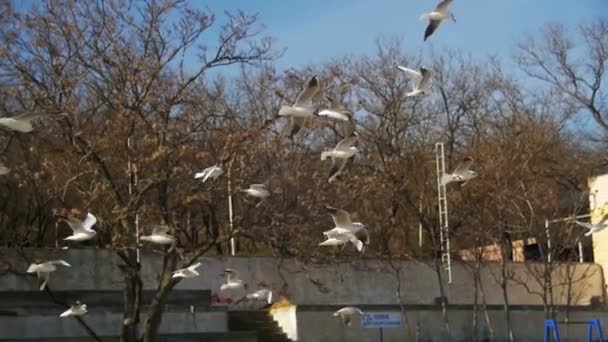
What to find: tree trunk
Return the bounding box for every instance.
[477,269,494,341]
[121,249,142,342]
[472,259,480,342]
[500,260,513,342]
[434,257,450,338]
[141,253,178,342]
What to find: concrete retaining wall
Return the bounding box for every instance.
[0,312,227,339]
[297,307,608,342]
[0,249,603,305]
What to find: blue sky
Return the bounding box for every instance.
[202,0,606,69]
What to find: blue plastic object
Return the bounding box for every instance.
[545,319,561,342]
[544,319,605,342]
[588,319,605,342]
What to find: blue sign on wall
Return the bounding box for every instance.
[361,312,402,329]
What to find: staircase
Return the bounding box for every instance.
[228,310,292,342]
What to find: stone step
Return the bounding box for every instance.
[227,310,291,342]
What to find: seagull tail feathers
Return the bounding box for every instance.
[59,310,71,317]
[321,151,331,161]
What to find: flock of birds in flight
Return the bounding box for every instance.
[4,0,602,331]
[0,0,475,326]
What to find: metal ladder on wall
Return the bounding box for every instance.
[435,142,452,284]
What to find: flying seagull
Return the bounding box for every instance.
[0,162,9,176]
[333,307,364,327]
[576,215,608,237]
[0,112,43,133]
[219,268,245,291]
[140,225,176,246]
[318,96,351,122]
[195,165,223,183]
[26,260,71,291]
[420,0,456,41]
[172,262,202,279]
[396,65,432,97]
[62,212,97,242]
[246,288,274,304]
[278,75,320,137]
[60,301,88,317]
[321,132,359,183]
[240,184,270,207]
[0,111,67,133]
[440,157,478,186]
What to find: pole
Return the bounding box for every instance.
[379,328,383,342]
[545,219,551,263]
[128,137,140,262]
[227,163,235,256]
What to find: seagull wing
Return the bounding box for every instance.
[435,0,452,12]
[424,20,441,41]
[326,206,353,228]
[289,116,305,137]
[188,262,201,271]
[49,260,71,267]
[326,96,341,111]
[335,133,358,151]
[82,213,97,231]
[328,157,348,183]
[452,157,474,175]
[436,0,454,11]
[14,112,42,121]
[575,221,596,231]
[64,217,85,233]
[152,225,170,235]
[396,65,422,83]
[418,67,432,90]
[294,76,319,107]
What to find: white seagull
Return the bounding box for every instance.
[576,215,608,237]
[172,262,202,279]
[0,112,44,133]
[62,213,97,242]
[321,132,359,183]
[240,184,270,198]
[333,307,364,327]
[140,225,176,246]
[220,269,245,291]
[420,0,456,41]
[246,288,274,304]
[396,65,432,97]
[60,301,88,317]
[240,184,270,207]
[440,157,478,186]
[278,75,320,137]
[318,96,351,122]
[27,260,71,290]
[0,162,9,176]
[195,165,223,183]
